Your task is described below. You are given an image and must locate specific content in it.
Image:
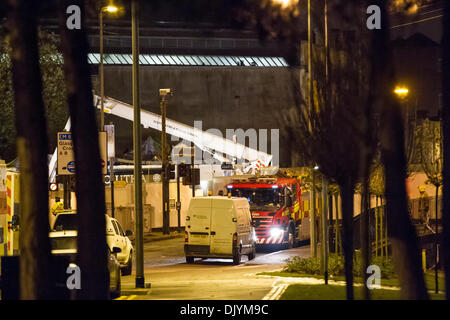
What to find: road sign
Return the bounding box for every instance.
[99,132,107,175]
[67,161,75,173]
[57,132,108,175]
[57,132,74,175]
[104,125,115,158]
[153,174,161,183]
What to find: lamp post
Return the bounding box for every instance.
[322,175,328,284]
[99,2,119,131]
[132,0,145,289]
[160,89,171,235]
[311,165,319,258]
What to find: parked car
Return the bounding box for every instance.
[52,211,134,276]
[184,196,257,265]
[49,229,122,299]
[105,215,133,275]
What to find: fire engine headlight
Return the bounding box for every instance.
[270,227,284,238]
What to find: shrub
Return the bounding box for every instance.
[283,254,344,277]
[283,253,396,279]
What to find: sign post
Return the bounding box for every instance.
[105,124,115,218]
[57,132,73,209]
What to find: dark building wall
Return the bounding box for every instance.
[102,66,299,167]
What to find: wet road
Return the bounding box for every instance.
[120,237,311,300]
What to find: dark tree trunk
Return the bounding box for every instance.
[7,0,52,299]
[360,187,370,300]
[382,110,428,299]
[58,0,109,299]
[442,0,450,300]
[368,0,428,300]
[340,178,354,300]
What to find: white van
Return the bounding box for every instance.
[184,196,257,265]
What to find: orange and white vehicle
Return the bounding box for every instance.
[226,177,309,249]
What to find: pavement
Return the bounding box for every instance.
[121,231,184,295]
[129,231,184,244]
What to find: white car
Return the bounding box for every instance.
[48,229,122,299]
[105,215,133,275]
[52,211,134,276]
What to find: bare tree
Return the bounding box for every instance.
[281,12,369,298]
[368,0,428,299]
[417,119,443,293]
[6,0,52,299]
[57,0,109,299]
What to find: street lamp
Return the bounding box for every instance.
[311,164,318,258]
[131,0,146,289]
[394,86,409,99]
[272,0,298,7]
[99,1,121,131]
[105,5,118,13]
[160,89,172,235]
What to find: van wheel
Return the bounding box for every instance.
[233,248,241,265]
[248,245,256,260]
[186,256,194,264]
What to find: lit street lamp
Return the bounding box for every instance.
[272,0,298,8]
[99,1,121,131]
[394,86,409,99]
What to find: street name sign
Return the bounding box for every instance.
[57,132,108,175]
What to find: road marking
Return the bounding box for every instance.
[115,294,138,300]
[271,284,288,300]
[262,280,288,300]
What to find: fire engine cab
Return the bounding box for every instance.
[226,177,309,249]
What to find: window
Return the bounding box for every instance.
[111,220,120,235]
[292,183,298,201]
[53,214,78,231]
[115,220,125,236]
[51,236,77,251]
[85,53,289,67]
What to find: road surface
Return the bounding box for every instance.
[120,237,310,300]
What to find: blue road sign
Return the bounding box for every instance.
[67,161,75,174]
[59,133,72,140]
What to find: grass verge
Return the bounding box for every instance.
[257,271,446,300]
[280,284,445,300]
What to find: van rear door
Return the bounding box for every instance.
[210,199,235,255]
[188,198,212,247]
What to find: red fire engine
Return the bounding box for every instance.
[226,177,309,249]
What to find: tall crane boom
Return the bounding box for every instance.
[48,95,273,181]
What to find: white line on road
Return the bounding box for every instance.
[262,279,288,300]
